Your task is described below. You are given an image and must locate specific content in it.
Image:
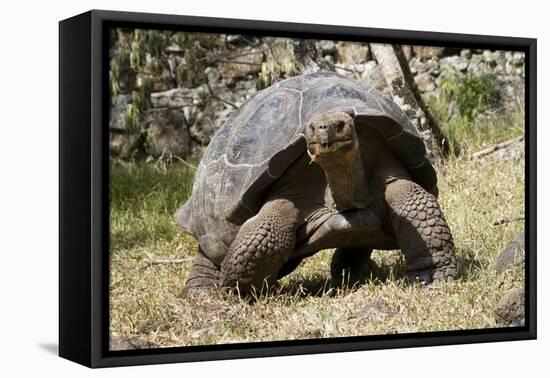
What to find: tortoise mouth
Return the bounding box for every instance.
[308,138,355,156]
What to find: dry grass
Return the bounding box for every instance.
[109,111,525,348]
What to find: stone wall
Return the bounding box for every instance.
[109,35,525,162]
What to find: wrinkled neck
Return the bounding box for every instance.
[320,150,367,211]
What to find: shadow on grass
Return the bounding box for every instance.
[275,261,406,299]
[269,251,482,300]
[279,273,338,298]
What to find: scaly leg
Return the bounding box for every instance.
[386,179,457,283]
[220,199,300,294]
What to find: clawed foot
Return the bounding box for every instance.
[405,265,457,285]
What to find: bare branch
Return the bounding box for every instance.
[205,81,238,109]
[370,43,453,158]
[142,252,191,267]
[493,216,525,226]
[174,156,198,170]
[471,136,524,159]
[218,59,262,66]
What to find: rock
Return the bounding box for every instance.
[412,46,445,61]
[409,57,421,74]
[482,49,495,61]
[149,84,248,159]
[109,132,141,159]
[467,53,485,75]
[503,75,526,100]
[466,50,522,77]
[150,87,202,109]
[110,335,156,350]
[494,287,525,327]
[486,50,506,64]
[190,105,232,146]
[460,49,472,59]
[166,43,183,53]
[336,42,369,64]
[225,34,256,46]
[322,55,335,65]
[505,60,514,75]
[299,329,324,339]
[109,94,131,131]
[360,61,387,91]
[414,72,436,92]
[220,49,264,80]
[225,35,242,44]
[204,66,220,84]
[440,55,469,72]
[494,232,525,273]
[318,40,337,56]
[353,299,394,319]
[512,51,525,66]
[144,109,191,159]
[409,57,439,76]
[137,68,173,92]
[334,63,365,76]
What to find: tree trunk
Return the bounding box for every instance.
[370,43,454,159]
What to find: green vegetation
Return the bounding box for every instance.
[109,106,525,346]
[110,29,221,131]
[439,67,504,120]
[257,39,296,89]
[428,70,523,156]
[110,161,195,251]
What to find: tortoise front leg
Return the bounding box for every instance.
[220,199,300,294]
[385,179,457,283]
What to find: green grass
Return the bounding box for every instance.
[451,106,523,156]
[109,107,525,348]
[110,161,195,251]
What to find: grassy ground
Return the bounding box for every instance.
[109,107,525,348]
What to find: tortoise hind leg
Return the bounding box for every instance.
[185,248,220,293]
[220,199,300,295]
[330,247,377,286]
[385,179,457,283]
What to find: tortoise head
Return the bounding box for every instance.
[304,111,366,211]
[305,112,358,164]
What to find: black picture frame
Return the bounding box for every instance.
[59,9,537,368]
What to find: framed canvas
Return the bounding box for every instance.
[59,9,536,368]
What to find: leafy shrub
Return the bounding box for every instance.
[440,67,503,120]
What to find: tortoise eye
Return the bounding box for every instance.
[336,121,345,132]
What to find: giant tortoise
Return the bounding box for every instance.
[175,71,457,294]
